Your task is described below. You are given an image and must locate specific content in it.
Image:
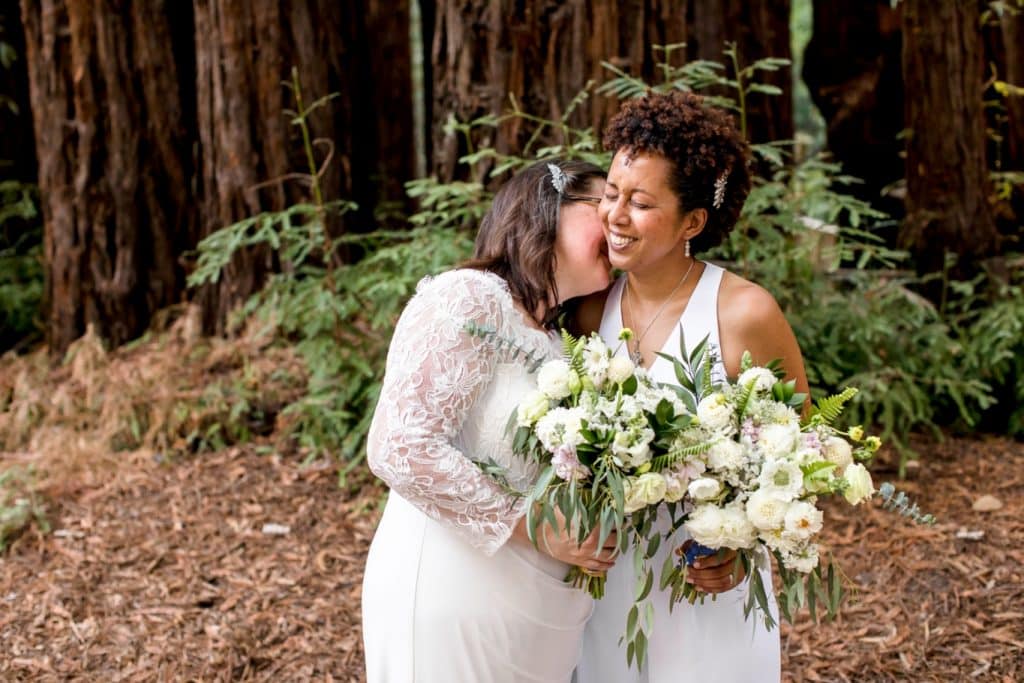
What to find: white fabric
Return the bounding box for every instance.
[362,268,593,683]
[577,263,781,683]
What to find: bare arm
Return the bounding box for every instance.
[717,274,811,408]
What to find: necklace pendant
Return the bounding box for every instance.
[630,346,644,367]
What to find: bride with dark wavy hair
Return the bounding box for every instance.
[362,159,619,682]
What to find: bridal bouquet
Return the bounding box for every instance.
[657,335,884,628]
[507,329,708,602]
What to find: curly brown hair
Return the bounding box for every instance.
[602,91,751,254]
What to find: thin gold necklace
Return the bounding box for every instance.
[623,258,697,366]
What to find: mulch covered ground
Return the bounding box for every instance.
[1,437,1021,681]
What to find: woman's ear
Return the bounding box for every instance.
[683,208,708,241]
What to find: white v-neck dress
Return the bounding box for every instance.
[576,263,781,683]
[362,269,593,683]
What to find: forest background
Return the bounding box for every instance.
[0,1,1022,679]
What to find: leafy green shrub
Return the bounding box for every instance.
[0,180,43,351]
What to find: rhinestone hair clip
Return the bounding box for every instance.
[712,171,729,209]
[547,163,569,195]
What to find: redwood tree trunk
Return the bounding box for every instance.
[20,0,196,355]
[191,0,408,331]
[685,0,793,144]
[900,0,998,273]
[430,0,792,182]
[803,0,904,217]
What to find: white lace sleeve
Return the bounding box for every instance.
[367,270,528,555]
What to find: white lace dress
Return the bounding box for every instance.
[362,269,594,683]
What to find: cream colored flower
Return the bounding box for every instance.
[516,390,550,427]
[697,393,734,432]
[537,360,575,399]
[822,436,854,470]
[842,463,875,505]
[608,356,636,385]
[687,477,723,502]
[745,488,790,531]
[623,472,668,513]
[738,367,777,393]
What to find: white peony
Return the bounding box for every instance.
[745,488,790,531]
[757,458,804,500]
[843,462,875,505]
[707,438,747,472]
[516,390,550,427]
[537,360,576,400]
[623,473,668,513]
[607,356,636,385]
[685,502,757,550]
[782,500,823,540]
[822,436,854,470]
[738,366,777,393]
[757,423,800,460]
[696,393,734,432]
[687,477,723,501]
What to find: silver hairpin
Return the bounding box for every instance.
[712,171,729,209]
[547,163,569,195]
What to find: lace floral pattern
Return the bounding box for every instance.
[367,269,558,556]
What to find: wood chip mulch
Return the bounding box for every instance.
[1,436,1022,682]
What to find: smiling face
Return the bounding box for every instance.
[553,178,612,303]
[599,149,706,277]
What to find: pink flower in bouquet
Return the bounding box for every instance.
[551,444,591,482]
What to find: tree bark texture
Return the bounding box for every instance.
[684,0,793,145]
[430,0,792,183]
[20,0,196,355]
[901,0,998,271]
[191,0,410,331]
[803,0,904,217]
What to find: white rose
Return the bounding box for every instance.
[623,473,668,513]
[687,477,723,501]
[757,423,800,460]
[696,393,734,432]
[782,500,823,540]
[537,360,575,400]
[607,356,636,385]
[843,462,875,505]
[707,438,746,472]
[757,459,804,500]
[745,488,790,531]
[822,436,854,470]
[686,502,757,550]
[662,471,688,503]
[516,390,550,427]
[738,367,777,393]
[581,340,610,390]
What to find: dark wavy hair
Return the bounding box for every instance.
[464,159,605,325]
[602,91,751,254]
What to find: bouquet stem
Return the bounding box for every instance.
[566,566,606,599]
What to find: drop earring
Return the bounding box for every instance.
[684,239,691,258]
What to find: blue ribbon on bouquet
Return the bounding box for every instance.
[683,541,717,566]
